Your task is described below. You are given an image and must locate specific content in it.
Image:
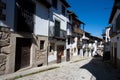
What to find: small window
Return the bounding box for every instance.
[62,5,65,16]
[50,43,55,52]
[52,0,57,9]
[40,40,45,50]
[54,20,60,37]
[68,37,70,44]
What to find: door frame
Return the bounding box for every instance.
[57,45,64,63]
[15,38,32,71]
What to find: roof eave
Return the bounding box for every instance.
[60,0,70,8]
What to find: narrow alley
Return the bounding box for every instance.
[1,0,120,80]
[12,57,120,80]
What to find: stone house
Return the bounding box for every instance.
[0,0,52,75]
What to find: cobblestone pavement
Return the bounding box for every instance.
[16,57,120,80]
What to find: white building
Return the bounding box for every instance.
[48,0,70,63]
[109,0,120,68]
[66,10,84,59]
[105,27,111,42]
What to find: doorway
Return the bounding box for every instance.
[57,45,64,63]
[114,42,117,68]
[15,38,31,71]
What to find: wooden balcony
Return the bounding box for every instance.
[49,26,66,40]
[110,31,117,38]
[73,27,83,34]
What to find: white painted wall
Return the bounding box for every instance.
[111,9,120,60]
[34,2,49,36]
[50,0,68,31]
[0,0,15,31]
[111,34,120,60]
[105,27,111,42]
[48,40,66,62]
[48,0,69,62]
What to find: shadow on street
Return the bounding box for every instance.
[80,57,120,80]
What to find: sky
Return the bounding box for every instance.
[67,0,114,38]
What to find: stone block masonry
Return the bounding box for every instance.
[0,27,11,75]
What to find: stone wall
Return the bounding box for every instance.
[35,36,48,66]
[0,27,11,75]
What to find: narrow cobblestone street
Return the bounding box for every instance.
[14,57,120,80]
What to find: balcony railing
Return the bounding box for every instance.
[110,27,117,37]
[73,27,83,35]
[49,26,66,39]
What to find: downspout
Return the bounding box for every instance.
[47,8,50,65]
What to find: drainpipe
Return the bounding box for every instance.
[47,8,50,65]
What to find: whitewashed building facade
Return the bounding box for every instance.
[48,0,70,63]
[66,10,84,59]
[109,0,120,68]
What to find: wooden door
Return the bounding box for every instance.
[15,38,31,71]
[66,49,70,61]
[57,45,64,63]
[21,47,30,68]
[114,43,117,68]
[114,47,117,68]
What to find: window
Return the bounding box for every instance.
[0,1,6,20]
[54,20,60,37]
[52,0,57,9]
[40,40,45,50]
[50,43,55,52]
[62,5,65,16]
[68,37,70,44]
